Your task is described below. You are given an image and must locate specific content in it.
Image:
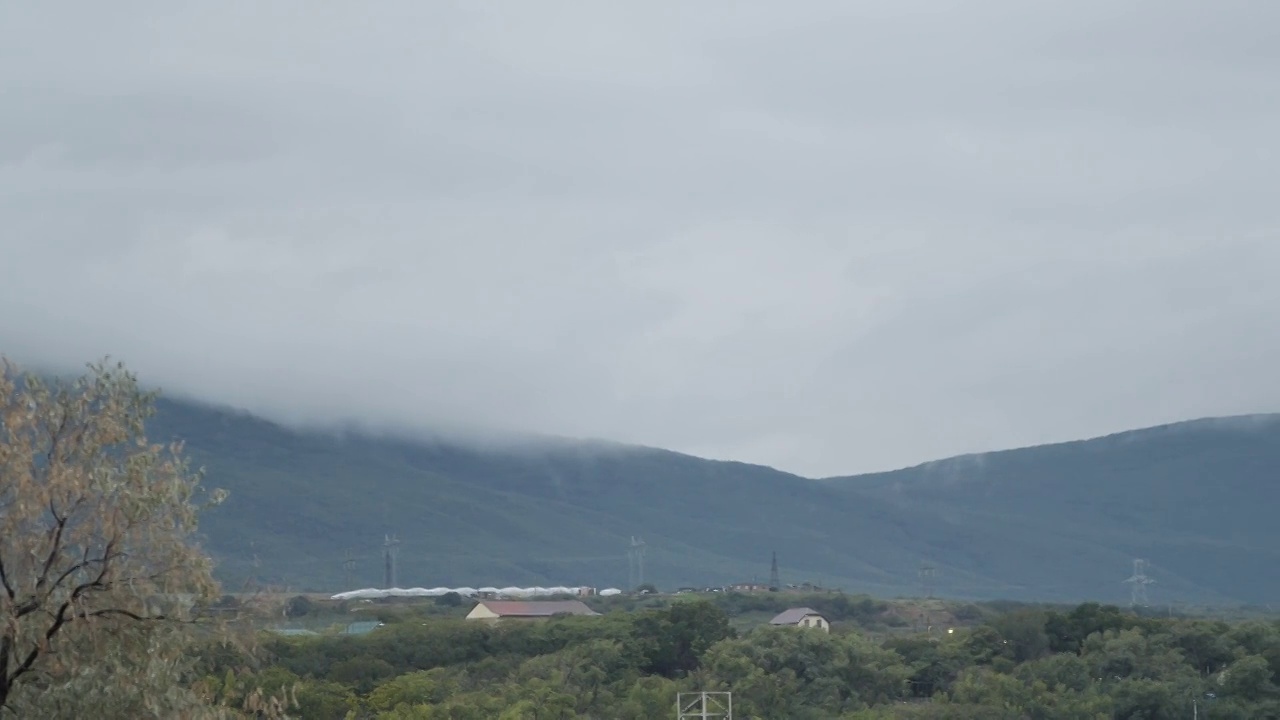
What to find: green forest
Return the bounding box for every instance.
[199,592,1280,719]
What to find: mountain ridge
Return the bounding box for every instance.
[824,412,1280,605]
[142,395,1279,605]
[822,412,1280,482]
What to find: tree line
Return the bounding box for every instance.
[186,598,1277,719]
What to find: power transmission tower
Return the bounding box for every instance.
[677,692,732,719]
[918,561,936,599]
[1123,558,1154,607]
[769,551,780,591]
[628,537,646,590]
[626,540,634,590]
[246,540,262,589]
[383,534,401,588]
[342,548,357,589]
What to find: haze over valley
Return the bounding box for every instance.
[5,2,1280,480]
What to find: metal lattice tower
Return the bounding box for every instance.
[918,561,937,599]
[246,540,261,590]
[342,549,357,590]
[769,551,780,590]
[677,692,732,719]
[383,534,401,589]
[628,536,647,589]
[1123,558,1155,607]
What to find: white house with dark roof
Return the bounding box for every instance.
[769,607,830,632]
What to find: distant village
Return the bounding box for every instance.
[265,576,841,638]
[279,581,836,638]
[265,545,847,638]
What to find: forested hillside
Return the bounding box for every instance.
[154,398,969,597]
[152,397,1280,604]
[827,414,1280,604]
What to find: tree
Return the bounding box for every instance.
[0,358,229,715]
[633,601,733,678]
[435,591,463,608]
[987,608,1050,663]
[1044,603,1133,654]
[284,595,314,618]
[700,626,911,716]
[1220,654,1278,703]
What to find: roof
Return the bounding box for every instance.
[345,621,384,634]
[476,600,600,617]
[769,607,825,625]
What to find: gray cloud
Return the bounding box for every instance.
[2,1,1279,476]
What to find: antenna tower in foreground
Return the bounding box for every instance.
[769,551,780,591]
[677,691,732,719]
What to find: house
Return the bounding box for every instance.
[728,582,771,593]
[465,600,600,622]
[769,607,830,632]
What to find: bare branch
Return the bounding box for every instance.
[81,608,179,623]
[8,600,73,686]
[0,554,15,602]
[42,402,71,471]
[0,636,10,692]
[34,512,69,592]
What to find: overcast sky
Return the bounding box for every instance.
[2,1,1278,476]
